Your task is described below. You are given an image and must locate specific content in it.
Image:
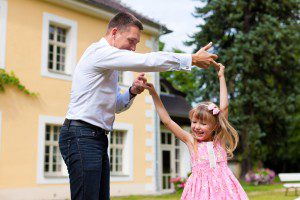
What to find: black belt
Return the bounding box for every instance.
[63,119,110,135]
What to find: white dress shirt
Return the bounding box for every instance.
[66,38,192,131]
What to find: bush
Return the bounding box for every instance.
[245,168,275,185]
[170,177,186,190]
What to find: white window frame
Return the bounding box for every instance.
[47,25,68,74]
[118,71,134,90]
[109,122,134,182]
[0,0,8,69]
[41,12,77,81]
[110,130,126,176]
[37,115,68,184]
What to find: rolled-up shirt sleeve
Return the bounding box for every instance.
[115,87,135,114]
[92,43,192,72]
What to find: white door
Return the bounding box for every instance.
[160,128,181,191]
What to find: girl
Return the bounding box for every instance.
[145,63,248,200]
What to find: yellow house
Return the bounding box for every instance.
[0,0,194,199]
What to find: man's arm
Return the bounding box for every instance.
[115,73,147,113]
[93,41,217,72]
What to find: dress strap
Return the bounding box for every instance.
[207,142,217,168]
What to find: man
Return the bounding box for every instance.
[59,12,218,200]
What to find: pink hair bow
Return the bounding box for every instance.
[208,103,220,115]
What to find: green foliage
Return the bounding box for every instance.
[0,69,37,96]
[162,0,300,173]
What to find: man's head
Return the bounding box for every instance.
[105,12,143,51]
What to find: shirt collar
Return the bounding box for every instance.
[99,37,110,46]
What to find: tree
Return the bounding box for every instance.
[162,0,300,175]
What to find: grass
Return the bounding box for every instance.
[112,189,298,200]
[113,180,299,200]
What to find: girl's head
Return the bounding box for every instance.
[189,102,239,158]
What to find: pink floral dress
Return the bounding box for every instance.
[181,141,248,200]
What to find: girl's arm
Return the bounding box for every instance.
[218,63,229,119]
[145,83,193,145]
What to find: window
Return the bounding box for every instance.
[44,124,63,177]
[41,13,77,80]
[161,131,172,145]
[175,138,180,177]
[0,0,7,68]
[48,25,67,73]
[109,123,133,182]
[37,116,68,184]
[160,128,182,190]
[117,71,134,88]
[110,130,125,175]
[118,71,124,84]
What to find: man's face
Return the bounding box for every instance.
[113,25,141,51]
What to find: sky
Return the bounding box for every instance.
[121,0,205,53]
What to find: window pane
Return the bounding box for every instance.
[49,45,53,53]
[45,164,49,172]
[167,176,171,188]
[120,134,123,144]
[45,146,50,154]
[62,35,66,43]
[56,61,60,71]
[161,132,165,144]
[167,133,172,144]
[116,149,119,165]
[49,25,54,40]
[176,162,179,174]
[162,151,171,173]
[175,138,180,146]
[45,125,50,141]
[53,146,57,154]
[110,134,114,144]
[44,124,63,177]
[118,71,123,83]
[48,61,53,69]
[48,25,67,73]
[110,130,125,174]
[175,149,180,159]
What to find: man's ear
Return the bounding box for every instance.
[111,28,118,38]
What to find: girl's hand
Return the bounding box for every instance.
[144,83,156,95]
[217,63,225,78]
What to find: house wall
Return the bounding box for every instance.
[0,0,159,198]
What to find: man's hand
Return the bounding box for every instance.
[129,73,147,97]
[192,42,218,69]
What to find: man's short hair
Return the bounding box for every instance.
[108,12,143,31]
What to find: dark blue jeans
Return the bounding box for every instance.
[59,125,110,200]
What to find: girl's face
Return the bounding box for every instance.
[191,115,215,142]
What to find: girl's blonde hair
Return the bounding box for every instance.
[189,102,239,159]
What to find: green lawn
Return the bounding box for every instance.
[112,182,299,200]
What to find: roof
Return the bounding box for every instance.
[160,93,191,119]
[160,79,191,121]
[77,0,172,34]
